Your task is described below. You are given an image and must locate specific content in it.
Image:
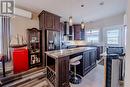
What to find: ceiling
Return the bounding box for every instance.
[15,0,127,23]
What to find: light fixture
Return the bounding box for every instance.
[69,16,73,26]
[81,21,85,29]
[81,4,84,7]
[99,1,104,5]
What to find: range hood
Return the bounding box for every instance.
[63,21,73,36]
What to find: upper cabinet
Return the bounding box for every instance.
[81,29,85,40]
[73,24,81,40]
[44,12,55,29]
[73,24,85,40]
[39,13,44,29]
[39,10,60,31]
[54,16,60,31]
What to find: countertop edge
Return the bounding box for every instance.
[45,47,96,59]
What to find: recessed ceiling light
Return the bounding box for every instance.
[81,5,84,7]
[99,1,104,5]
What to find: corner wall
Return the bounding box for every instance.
[125,0,130,86]
[10,13,39,44]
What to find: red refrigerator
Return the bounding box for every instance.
[13,48,29,74]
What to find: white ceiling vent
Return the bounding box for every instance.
[14,8,32,19]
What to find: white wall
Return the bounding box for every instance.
[10,13,39,44]
[84,13,125,48]
[125,0,130,86]
[85,13,125,29]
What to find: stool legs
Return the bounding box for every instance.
[74,65,76,78]
[69,65,82,84]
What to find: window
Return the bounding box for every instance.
[86,29,99,43]
[104,25,124,47]
[107,29,119,44]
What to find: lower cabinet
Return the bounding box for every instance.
[47,56,70,87]
[76,49,97,76]
[57,57,70,87]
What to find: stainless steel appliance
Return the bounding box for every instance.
[105,54,120,87]
[45,30,60,51]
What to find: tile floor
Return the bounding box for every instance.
[70,65,104,87]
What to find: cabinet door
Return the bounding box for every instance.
[90,49,96,66]
[39,14,44,29]
[73,24,85,40]
[74,25,81,40]
[81,29,85,40]
[54,16,60,31]
[83,51,91,71]
[57,57,70,87]
[44,12,55,29]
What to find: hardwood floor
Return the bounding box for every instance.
[2,64,123,87]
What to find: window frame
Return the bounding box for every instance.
[106,29,120,45]
[85,29,100,44]
[103,25,123,47]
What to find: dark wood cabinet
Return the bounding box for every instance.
[39,14,44,29]
[27,28,42,68]
[87,45,103,60]
[73,24,81,40]
[81,29,85,40]
[58,57,70,87]
[54,16,60,31]
[38,10,61,66]
[76,49,97,76]
[46,47,96,87]
[89,49,97,66]
[39,10,60,31]
[46,56,70,87]
[73,24,85,40]
[44,12,55,29]
[83,51,91,71]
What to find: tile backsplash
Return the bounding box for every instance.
[64,40,87,46]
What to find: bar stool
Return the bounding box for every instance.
[69,55,82,84]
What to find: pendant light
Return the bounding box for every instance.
[69,16,73,26]
[81,21,85,29]
[80,4,85,29]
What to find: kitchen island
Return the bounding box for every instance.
[45,47,97,87]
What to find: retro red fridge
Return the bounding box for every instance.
[13,48,29,74]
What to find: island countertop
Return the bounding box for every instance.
[45,47,96,59]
